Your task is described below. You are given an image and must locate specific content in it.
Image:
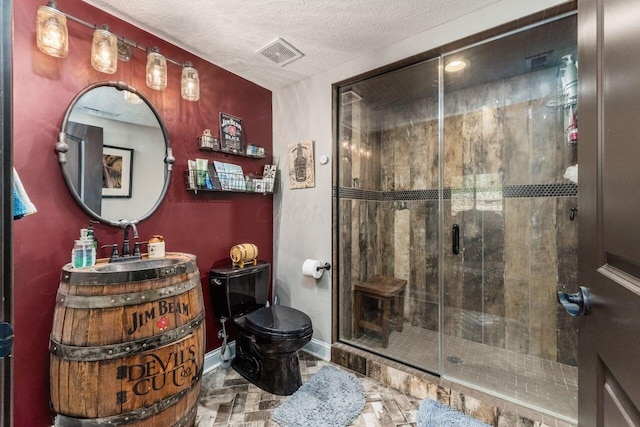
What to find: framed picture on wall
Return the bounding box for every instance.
[102,145,133,198]
[288,140,315,189]
[219,112,244,154]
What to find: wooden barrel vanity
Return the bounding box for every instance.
[49,253,204,427]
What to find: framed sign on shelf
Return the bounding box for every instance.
[102,145,133,198]
[219,112,244,154]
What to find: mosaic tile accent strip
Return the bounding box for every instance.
[382,189,442,201]
[502,183,578,198]
[334,183,577,201]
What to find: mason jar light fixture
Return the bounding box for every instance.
[181,62,200,101]
[36,1,68,58]
[35,2,201,101]
[146,49,168,91]
[91,25,118,74]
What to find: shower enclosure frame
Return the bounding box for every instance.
[332,8,578,422]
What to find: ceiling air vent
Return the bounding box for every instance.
[256,38,304,67]
[525,50,553,72]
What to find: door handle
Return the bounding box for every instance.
[452,224,460,255]
[557,286,591,316]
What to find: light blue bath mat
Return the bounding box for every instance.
[272,365,366,427]
[417,399,490,427]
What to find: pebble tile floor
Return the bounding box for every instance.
[196,352,423,427]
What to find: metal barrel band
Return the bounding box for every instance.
[54,367,203,426]
[56,276,200,308]
[61,259,197,285]
[172,405,197,427]
[49,312,204,361]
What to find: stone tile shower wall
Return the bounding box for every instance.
[338,67,578,366]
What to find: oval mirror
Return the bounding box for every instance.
[55,81,174,227]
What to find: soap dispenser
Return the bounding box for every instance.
[87,220,99,252]
[72,228,96,268]
[71,240,91,268]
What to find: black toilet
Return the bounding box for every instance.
[210,261,313,395]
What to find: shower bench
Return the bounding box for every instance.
[353,275,407,348]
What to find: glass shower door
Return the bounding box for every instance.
[440,15,578,421]
[336,58,442,374]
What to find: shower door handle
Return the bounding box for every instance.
[557,286,591,316]
[452,224,460,255]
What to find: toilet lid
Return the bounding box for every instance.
[245,305,312,338]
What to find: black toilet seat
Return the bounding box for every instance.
[243,305,312,339]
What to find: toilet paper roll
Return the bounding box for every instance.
[302,259,324,279]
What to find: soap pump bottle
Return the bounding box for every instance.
[71,240,91,268]
[72,228,96,268]
[87,220,99,253]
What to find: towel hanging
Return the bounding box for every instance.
[13,168,37,220]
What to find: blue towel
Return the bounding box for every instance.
[13,168,37,220]
[417,399,490,427]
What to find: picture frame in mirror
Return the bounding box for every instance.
[102,145,133,198]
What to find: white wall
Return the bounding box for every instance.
[272,0,570,346]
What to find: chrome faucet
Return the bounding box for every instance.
[122,223,139,256]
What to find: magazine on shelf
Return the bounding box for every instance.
[207,163,222,190]
[187,160,197,190]
[213,161,246,191]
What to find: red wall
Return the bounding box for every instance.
[12,1,272,425]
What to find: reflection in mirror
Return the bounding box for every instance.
[55,82,173,227]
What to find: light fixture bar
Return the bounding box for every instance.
[60,10,96,30]
[119,36,181,66]
[44,1,191,69]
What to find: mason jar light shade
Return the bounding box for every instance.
[36,4,68,58]
[123,90,143,104]
[181,63,200,101]
[91,28,118,74]
[146,51,167,90]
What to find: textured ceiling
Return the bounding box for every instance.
[83,0,500,91]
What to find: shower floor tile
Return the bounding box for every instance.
[347,323,578,423]
[195,352,423,426]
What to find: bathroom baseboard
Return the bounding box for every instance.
[303,338,331,361]
[203,338,330,376]
[203,341,236,375]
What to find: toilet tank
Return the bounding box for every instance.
[210,261,270,319]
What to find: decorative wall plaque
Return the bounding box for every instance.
[219,113,244,154]
[287,140,315,189]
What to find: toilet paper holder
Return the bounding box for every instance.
[302,259,331,279]
[317,262,331,272]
